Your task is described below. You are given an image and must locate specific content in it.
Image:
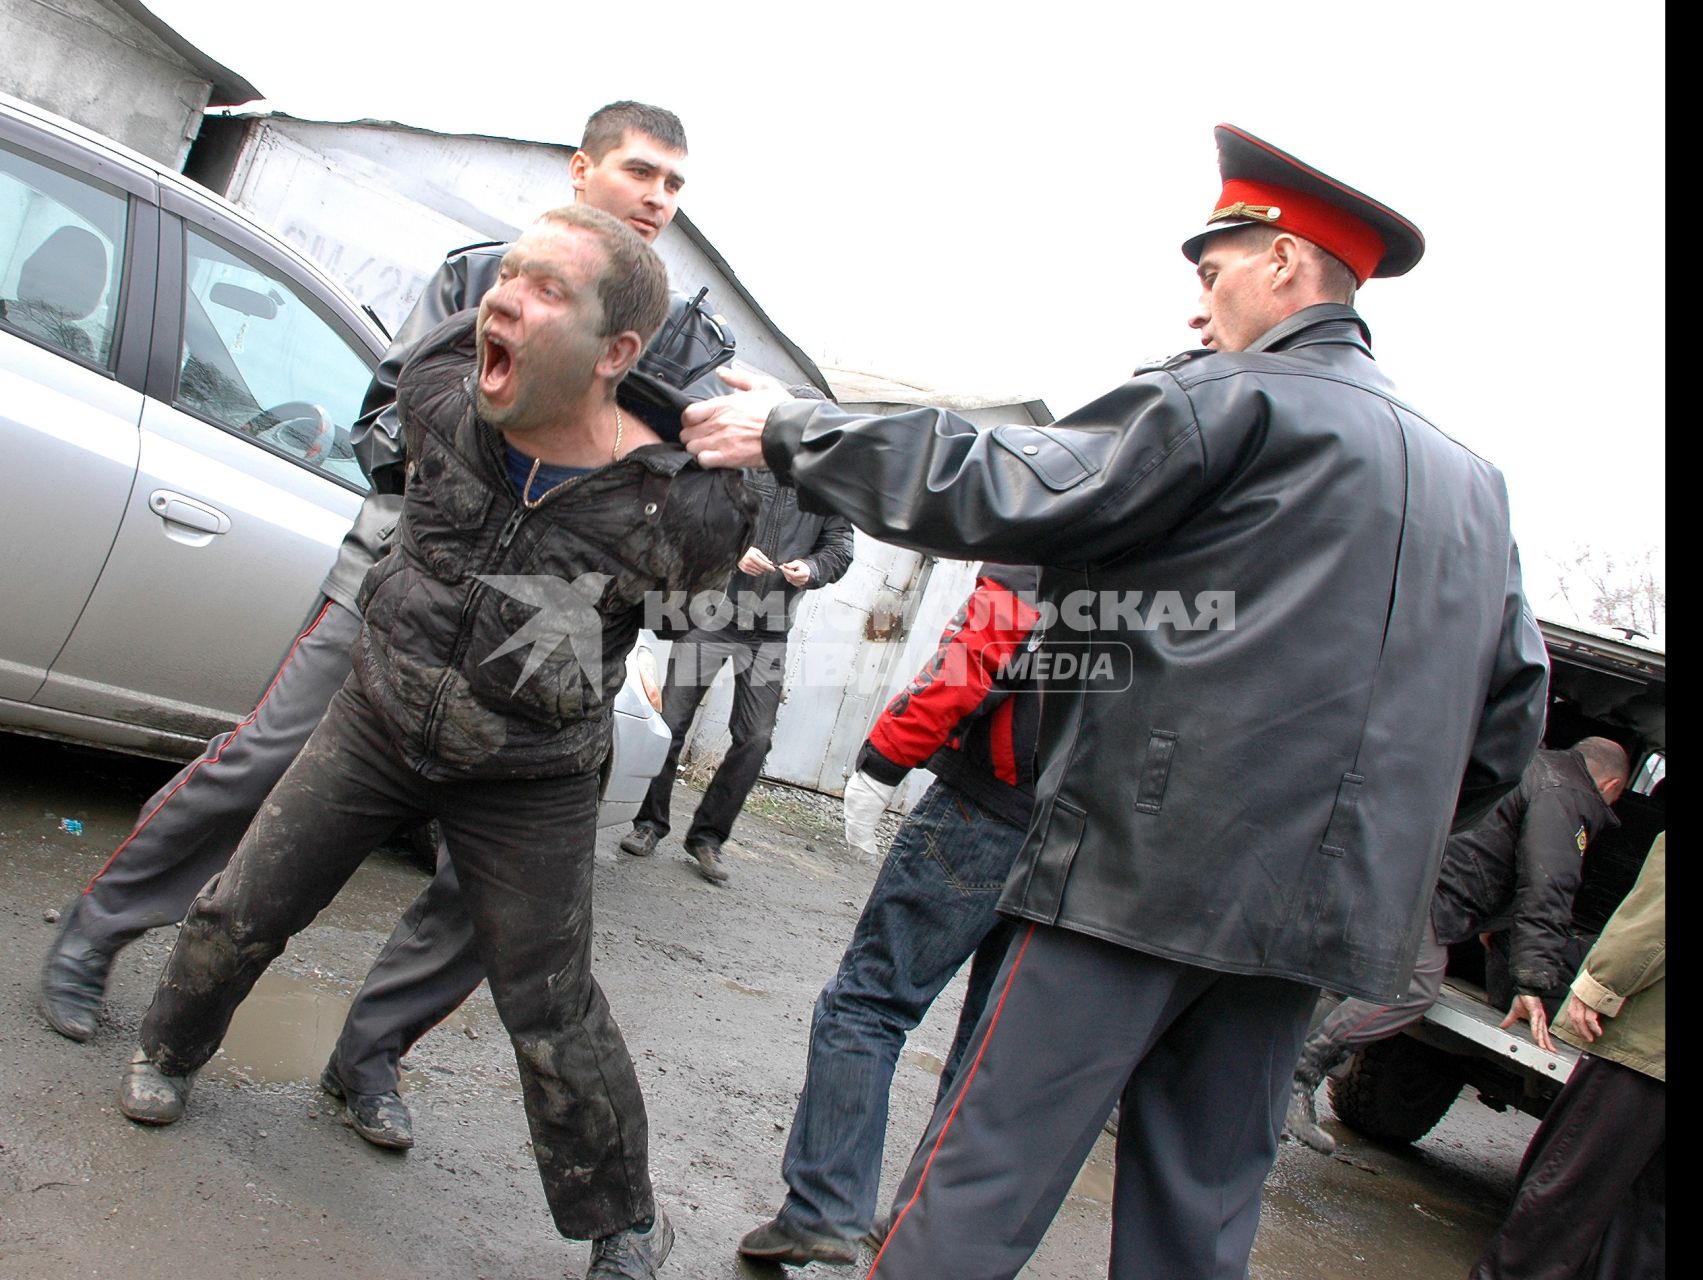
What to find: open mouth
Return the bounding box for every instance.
[480,332,516,400]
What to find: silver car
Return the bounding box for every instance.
[0,91,669,825]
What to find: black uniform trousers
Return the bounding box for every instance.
[75,597,357,951]
[139,680,653,1240]
[1471,1053,1665,1279]
[870,922,1316,1280]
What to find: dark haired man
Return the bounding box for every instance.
[678,124,1551,1278]
[116,206,752,1280]
[41,100,730,1152]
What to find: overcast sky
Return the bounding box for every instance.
[149,0,1666,629]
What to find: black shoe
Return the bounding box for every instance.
[40,898,113,1041]
[1283,1077,1335,1154]
[738,1215,858,1266]
[685,838,729,885]
[588,1207,674,1278]
[619,825,660,857]
[862,1212,895,1251]
[320,1063,414,1150]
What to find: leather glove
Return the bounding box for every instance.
[843,769,898,857]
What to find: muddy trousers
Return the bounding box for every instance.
[138,681,653,1240]
[634,630,788,846]
[1471,1055,1665,1280]
[777,782,1022,1245]
[74,597,358,951]
[1295,919,1448,1083]
[328,839,489,1095]
[869,925,1315,1280]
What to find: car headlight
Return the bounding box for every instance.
[632,642,663,713]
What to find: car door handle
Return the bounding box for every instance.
[149,490,231,535]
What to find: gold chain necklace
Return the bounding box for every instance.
[519,406,624,510]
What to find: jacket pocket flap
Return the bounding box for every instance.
[991,425,1094,491]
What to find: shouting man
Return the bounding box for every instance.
[116,206,753,1280]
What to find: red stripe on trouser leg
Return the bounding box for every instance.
[868,921,1037,1277]
[82,598,336,893]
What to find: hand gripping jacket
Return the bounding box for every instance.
[319,241,737,612]
[351,311,754,781]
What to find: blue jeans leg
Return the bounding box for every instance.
[777,781,1027,1242]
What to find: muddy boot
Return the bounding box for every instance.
[40,897,114,1041]
[1284,1031,1345,1155]
[320,1062,414,1150]
[119,1048,195,1125]
[587,1206,674,1278]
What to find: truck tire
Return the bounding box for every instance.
[1328,1037,1465,1144]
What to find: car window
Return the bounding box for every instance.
[0,140,126,367]
[1630,750,1665,795]
[177,225,373,491]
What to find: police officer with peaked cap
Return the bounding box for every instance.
[674,123,1549,1279]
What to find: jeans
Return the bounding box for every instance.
[777,780,1025,1243]
[635,629,788,846]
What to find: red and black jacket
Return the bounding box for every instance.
[855,564,1041,827]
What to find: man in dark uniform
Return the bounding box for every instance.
[678,124,1551,1278]
[1285,736,1628,1154]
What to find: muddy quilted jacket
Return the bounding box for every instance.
[352,312,754,780]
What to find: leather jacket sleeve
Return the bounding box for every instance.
[762,377,1215,567]
[1453,545,1550,830]
[351,245,505,496]
[802,513,855,588]
[1506,779,1593,994]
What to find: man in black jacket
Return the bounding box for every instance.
[115,206,752,1280]
[678,125,1550,1279]
[618,411,853,883]
[40,99,735,1151]
[1285,737,1628,1154]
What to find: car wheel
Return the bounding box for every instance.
[1328,1036,1465,1144]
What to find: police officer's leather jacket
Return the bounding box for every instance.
[761,304,1551,1002]
[1431,747,1620,996]
[351,312,753,780]
[320,240,736,612]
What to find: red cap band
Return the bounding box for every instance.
[1212,178,1387,285]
